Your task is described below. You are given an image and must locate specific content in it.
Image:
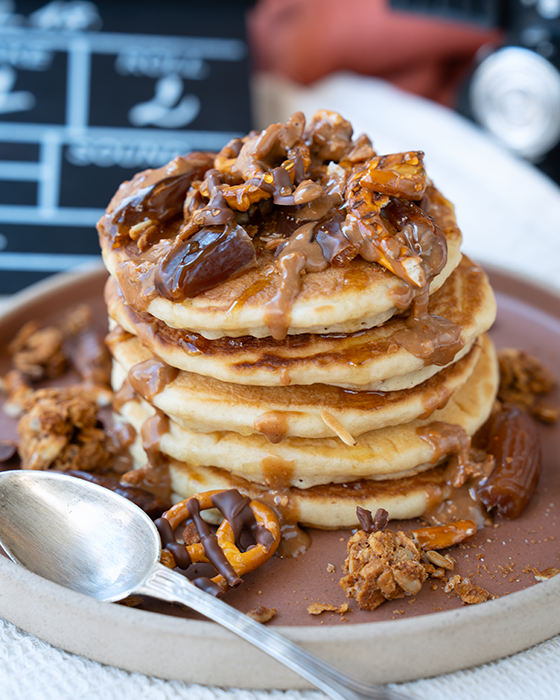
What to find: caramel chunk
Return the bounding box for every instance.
[411,520,477,550]
[360,151,427,200]
[340,529,428,610]
[17,386,112,472]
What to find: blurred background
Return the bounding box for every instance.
[1,0,559,295]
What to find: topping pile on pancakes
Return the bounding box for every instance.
[97,110,498,536]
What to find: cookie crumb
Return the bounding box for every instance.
[246,606,277,623]
[531,566,560,581]
[444,575,495,604]
[307,602,349,615]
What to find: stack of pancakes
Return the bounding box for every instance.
[98,110,498,532]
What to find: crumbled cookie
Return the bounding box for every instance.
[17,386,112,471]
[307,602,349,615]
[8,320,67,380]
[444,575,495,604]
[1,369,34,418]
[498,348,558,423]
[340,529,428,610]
[530,566,560,581]
[60,304,93,336]
[246,605,277,623]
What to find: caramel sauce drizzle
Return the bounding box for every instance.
[105,420,136,473]
[120,409,172,502]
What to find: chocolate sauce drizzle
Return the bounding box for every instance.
[210,489,275,550]
[187,495,242,589]
[155,488,275,596]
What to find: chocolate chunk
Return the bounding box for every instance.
[356,506,375,533]
[356,506,389,533]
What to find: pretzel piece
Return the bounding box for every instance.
[157,489,280,594]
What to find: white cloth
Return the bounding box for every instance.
[2,72,560,700]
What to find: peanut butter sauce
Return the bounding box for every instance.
[417,421,493,527]
[251,455,311,556]
[262,222,328,340]
[253,411,290,443]
[71,329,112,386]
[112,377,137,413]
[260,454,295,490]
[105,420,136,473]
[127,358,179,402]
[140,408,170,470]
[393,289,464,366]
[123,409,172,501]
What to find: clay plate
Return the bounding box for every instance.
[0,264,559,689]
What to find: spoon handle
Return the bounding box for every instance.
[135,564,412,700]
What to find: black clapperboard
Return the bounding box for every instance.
[0,0,254,293]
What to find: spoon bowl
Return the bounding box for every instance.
[0,470,159,601]
[0,469,409,700]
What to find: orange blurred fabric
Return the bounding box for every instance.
[248,0,502,105]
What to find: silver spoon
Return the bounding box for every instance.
[0,470,413,700]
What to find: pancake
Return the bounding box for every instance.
[101,207,461,340]
[97,111,463,340]
[110,332,483,440]
[117,333,498,489]
[106,255,495,390]
[166,459,450,529]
